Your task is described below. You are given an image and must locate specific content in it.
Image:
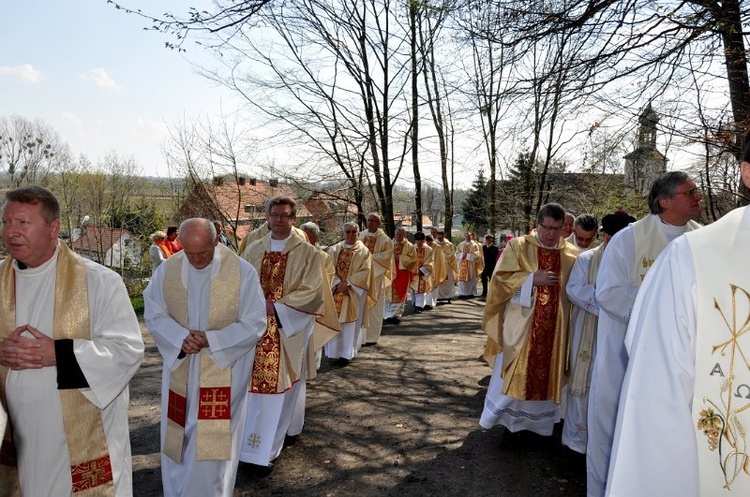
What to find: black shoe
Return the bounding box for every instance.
[414,307,423,314]
[244,462,274,477]
[284,434,299,447]
[423,305,433,311]
[334,357,351,366]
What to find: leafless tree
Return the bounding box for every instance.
[0,115,64,187]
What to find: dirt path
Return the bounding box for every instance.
[129,299,586,496]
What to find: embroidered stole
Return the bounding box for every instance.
[0,243,114,496]
[249,251,300,394]
[458,243,471,282]
[362,236,376,253]
[569,244,605,397]
[520,247,561,400]
[631,214,700,284]
[163,245,240,462]
[391,242,409,303]
[333,248,354,315]
[689,207,750,493]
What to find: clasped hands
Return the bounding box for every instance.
[334,281,350,295]
[0,325,56,370]
[181,330,209,355]
[533,269,559,286]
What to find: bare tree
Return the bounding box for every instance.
[0,115,63,187]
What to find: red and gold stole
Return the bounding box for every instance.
[523,246,561,400]
[391,242,409,302]
[163,244,240,462]
[250,251,296,394]
[0,243,115,496]
[333,247,354,315]
[458,243,471,282]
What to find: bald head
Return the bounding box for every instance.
[179,218,218,269]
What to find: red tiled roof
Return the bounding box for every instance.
[70,226,135,254]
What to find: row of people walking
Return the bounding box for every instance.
[478,164,750,496]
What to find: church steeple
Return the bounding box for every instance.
[638,102,659,149]
[624,102,667,195]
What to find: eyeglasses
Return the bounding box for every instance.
[674,187,702,198]
[344,230,358,234]
[538,222,564,232]
[268,213,294,220]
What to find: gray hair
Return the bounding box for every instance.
[300,222,320,238]
[648,171,690,214]
[342,221,359,232]
[536,203,566,224]
[366,212,381,222]
[179,218,216,240]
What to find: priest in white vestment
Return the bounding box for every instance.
[563,211,634,454]
[240,197,324,472]
[480,203,578,436]
[587,171,703,497]
[605,151,750,497]
[144,219,267,497]
[359,213,393,344]
[0,185,144,497]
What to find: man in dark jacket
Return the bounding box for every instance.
[480,235,499,298]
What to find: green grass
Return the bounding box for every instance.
[130,295,144,316]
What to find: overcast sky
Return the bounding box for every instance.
[0,0,237,178]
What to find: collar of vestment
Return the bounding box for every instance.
[631,213,701,284]
[527,233,566,250]
[0,241,116,495]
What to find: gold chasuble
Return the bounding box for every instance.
[687,207,750,493]
[360,229,394,299]
[412,245,434,294]
[427,242,447,290]
[307,249,340,380]
[329,240,373,324]
[243,234,324,395]
[457,241,483,282]
[0,243,114,496]
[482,234,577,403]
[389,240,417,304]
[162,244,240,463]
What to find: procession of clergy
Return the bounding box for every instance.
[2,155,750,496]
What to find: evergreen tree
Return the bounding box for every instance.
[507,151,538,233]
[461,170,489,234]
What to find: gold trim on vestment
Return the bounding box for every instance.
[163,244,240,462]
[0,243,114,496]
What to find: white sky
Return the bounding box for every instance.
[0,0,237,178]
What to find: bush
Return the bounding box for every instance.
[130,295,144,316]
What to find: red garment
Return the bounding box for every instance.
[165,238,183,254]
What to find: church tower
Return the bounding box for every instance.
[623,102,667,195]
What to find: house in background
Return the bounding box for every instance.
[304,192,359,235]
[70,225,143,270]
[179,176,311,243]
[394,214,433,233]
